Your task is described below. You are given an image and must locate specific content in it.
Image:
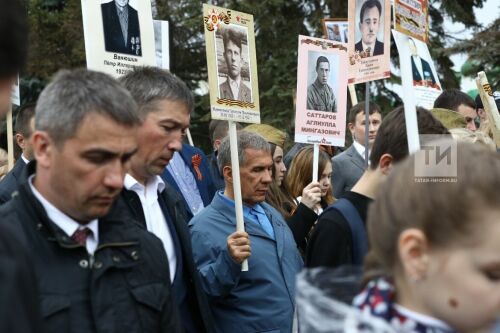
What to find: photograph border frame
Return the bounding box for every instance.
[322,18,348,42]
[203,4,260,124]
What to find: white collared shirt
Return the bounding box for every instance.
[228,76,241,100]
[21,154,29,164]
[353,139,370,165]
[124,174,176,282]
[29,176,99,254]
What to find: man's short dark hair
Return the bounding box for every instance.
[209,120,242,146]
[0,0,28,78]
[348,101,381,124]
[120,66,194,119]
[222,27,243,52]
[14,103,36,137]
[359,0,382,22]
[316,56,330,70]
[369,106,450,169]
[433,89,476,112]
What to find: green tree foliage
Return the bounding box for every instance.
[21,0,491,153]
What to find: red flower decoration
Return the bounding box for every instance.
[191,154,203,181]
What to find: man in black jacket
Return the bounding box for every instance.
[117,66,215,333]
[0,69,182,333]
[0,103,36,204]
[0,1,43,332]
[306,107,449,268]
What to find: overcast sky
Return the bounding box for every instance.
[447,0,499,92]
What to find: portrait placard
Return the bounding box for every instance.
[11,75,20,106]
[322,19,348,43]
[153,20,170,69]
[81,0,156,78]
[203,4,260,124]
[395,0,429,43]
[347,0,391,84]
[393,29,441,109]
[295,35,348,146]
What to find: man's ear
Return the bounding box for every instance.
[15,133,25,150]
[378,153,393,175]
[214,139,222,151]
[222,165,232,183]
[348,122,355,135]
[398,228,429,282]
[32,131,53,168]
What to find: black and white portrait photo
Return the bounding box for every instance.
[101,0,142,56]
[306,52,338,112]
[354,0,385,57]
[216,25,252,103]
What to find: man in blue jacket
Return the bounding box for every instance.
[189,131,303,333]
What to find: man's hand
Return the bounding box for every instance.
[301,182,322,210]
[227,231,251,264]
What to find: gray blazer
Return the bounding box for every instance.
[331,144,366,198]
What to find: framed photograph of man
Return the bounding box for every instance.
[81,0,156,78]
[393,29,441,109]
[295,35,348,146]
[347,0,391,84]
[322,19,348,43]
[203,4,260,124]
[215,24,253,104]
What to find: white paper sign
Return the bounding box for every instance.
[11,75,20,106]
[81,0,156,77]
[153,20,170,70]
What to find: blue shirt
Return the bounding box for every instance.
[166,152,205,215]
[217,191,275,239]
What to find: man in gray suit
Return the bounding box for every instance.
[219,27,252,102]
[331,102,382,198]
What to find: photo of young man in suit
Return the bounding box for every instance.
[218,26,252,102]
[355,0,384,57]
[101,0,141,56]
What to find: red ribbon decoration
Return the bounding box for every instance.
[191,154,203,181]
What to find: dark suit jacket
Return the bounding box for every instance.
[117,184,215,333]
[411,56,436,84]
[331,144,366,198]
[219,78,252,102]
[354,39,384,56]
[101,1,141,56]
[0,158,27,204]
[162,144,216,216]
[207,151,225,191]
[0,222,43,333]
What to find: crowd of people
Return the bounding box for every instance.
[1,0,500,332]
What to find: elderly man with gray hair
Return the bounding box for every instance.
[189,130,303,333]
[0,69,182,333]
